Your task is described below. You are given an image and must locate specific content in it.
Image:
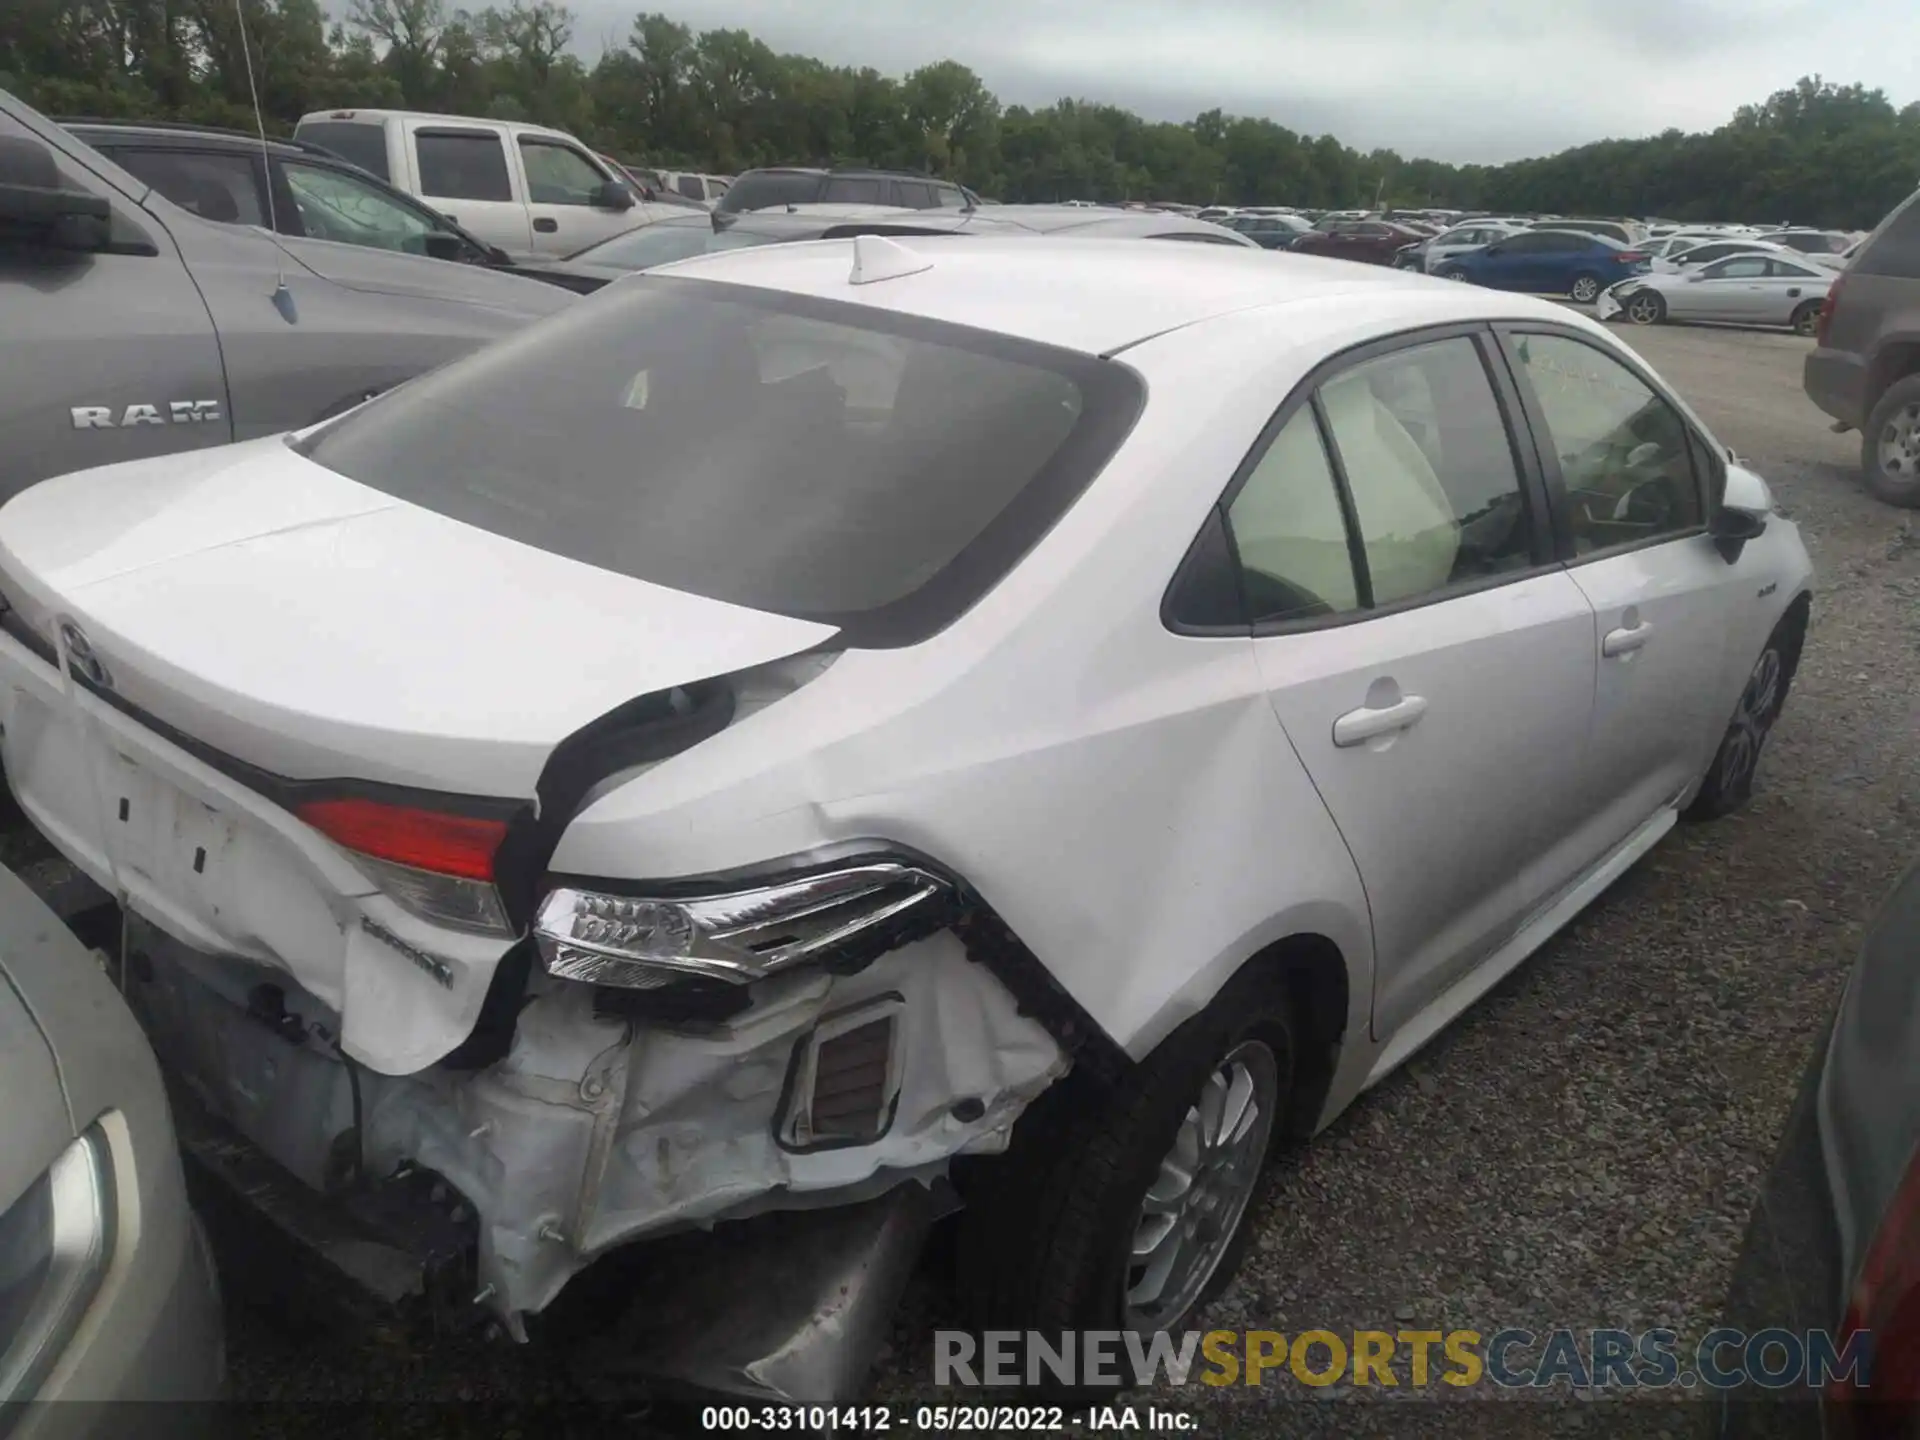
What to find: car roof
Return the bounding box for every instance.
[63,121,310,159]
[295,109,578,143]
[656,234,1569,355]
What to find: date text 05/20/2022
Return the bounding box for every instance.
[700,1405,1197,1432]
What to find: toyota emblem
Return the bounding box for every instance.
[55,618,112,691]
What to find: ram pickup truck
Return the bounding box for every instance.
[0,88,574,504]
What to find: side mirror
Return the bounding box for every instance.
[0,136,111,253]
[421,230,465,262]
[593,180,635,211]
[1484,244,1503,255]
[1709,504,1768,563]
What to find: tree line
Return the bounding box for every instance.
[4,1,1919,228]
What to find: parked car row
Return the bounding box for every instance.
[507,202,1256,291]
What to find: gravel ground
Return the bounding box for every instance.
[88,319,1920,1434]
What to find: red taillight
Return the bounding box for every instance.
[1827,1146,1920,1435]
[1617,251,1647,263]
[295,797,507,881]
[1818,274,1847,346]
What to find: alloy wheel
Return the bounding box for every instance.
[1570,276,1601,302]
[1879,403,1920,483]
[1122,1039,1278,1331]
[1793,306,1819,337]
[1718,646,1783,795]
[1627,294,1663,325]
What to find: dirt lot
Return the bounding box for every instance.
[189,320,1920,1433]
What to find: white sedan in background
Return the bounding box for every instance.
[1597,250,1836,333]
[0,237,1812,1399]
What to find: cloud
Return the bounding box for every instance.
[338,0,1920,163]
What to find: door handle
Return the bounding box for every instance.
[533,217,558,233]
[1602,622,1653,657]
[1332,695,1428,748]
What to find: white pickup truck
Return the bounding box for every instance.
[293,109,671,260]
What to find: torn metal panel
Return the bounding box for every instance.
[125,917,1066,1323]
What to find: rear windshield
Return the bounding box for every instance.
[566,218,793,268]
[297,277,1143,646]
[296,121,389,181]
[715,171,826,214]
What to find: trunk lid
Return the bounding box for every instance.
[0,437,837,798]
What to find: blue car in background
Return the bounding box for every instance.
[1435,228,1651,302]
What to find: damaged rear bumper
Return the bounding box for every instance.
[0,622,1073,1395]
[126,913,1065,1338]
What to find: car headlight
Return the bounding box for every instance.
[535,859,956,989]
[0,1125,116,1403]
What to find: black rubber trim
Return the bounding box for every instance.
[0,608,525,822]
[951,906,1132,1087]
[491,679,736,929]
[545,840,1134,1086]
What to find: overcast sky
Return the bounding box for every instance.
[538,0,1914,164]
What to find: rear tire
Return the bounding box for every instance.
[1790,301,1821,337]
[1438,265,1468,282]
[1861,373,1920,508]
[1685,609,1806,822]
[1569,272,1603,303]
[956,969,1298,1349]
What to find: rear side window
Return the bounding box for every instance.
[298,278,1143,645]
[1226,407,1360,623]
[1317,338,1533,604]
[295,121,390,181]
[414,130,512,202]
[107,148,264,227]
[1856,191,1920,280]
[823,177,885,205]
[676,175,705,201]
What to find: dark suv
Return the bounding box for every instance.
[62,119,511,269]
[1805,189,1920,507]
[715,166,978,216]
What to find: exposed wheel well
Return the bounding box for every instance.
[1237,932,1349,1138]
[1867,343,1920,417]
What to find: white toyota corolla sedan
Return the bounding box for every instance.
[0,236,1810,1392]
